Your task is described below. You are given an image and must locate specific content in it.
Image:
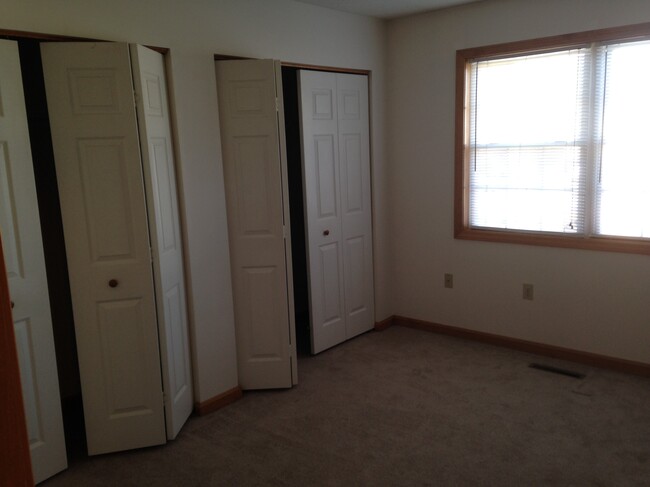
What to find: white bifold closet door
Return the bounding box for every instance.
[129,44,193,441]
[215,59,297,390]
[0,39,67,484]
[41,42,192,455]
[298,70,374,354]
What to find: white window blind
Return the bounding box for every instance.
[467,39,650,240]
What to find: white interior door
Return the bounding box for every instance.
[130,44,193,439]
[336,73,374,339]
[215,59,296,389]
[0,39,67,483]
[41,42,166,455]
[299,70,347,354]
[298,70,374,354]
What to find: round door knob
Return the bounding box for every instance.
[323,230,330,236]
[108,279,119,288]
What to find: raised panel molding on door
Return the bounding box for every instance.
[215,59,296,390]
[130,44,193,440]
[298,70,374,354]
[41,42,166,455]
[0,39,67,484]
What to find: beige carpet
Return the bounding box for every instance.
[44,326,650,486]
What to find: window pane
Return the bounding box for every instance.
[472,145,583,232]
[469,49,590,233]
[597,41,650,238]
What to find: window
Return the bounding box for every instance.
[455,23,650,254]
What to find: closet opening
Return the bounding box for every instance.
[6,31,183,475]
[280,64,374,357]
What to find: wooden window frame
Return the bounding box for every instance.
[454,21,650,255]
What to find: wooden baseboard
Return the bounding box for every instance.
[194,386,243,416]
[374,316,395,331]
[393,315,650,378]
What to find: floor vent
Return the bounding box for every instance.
[529,363,585,379]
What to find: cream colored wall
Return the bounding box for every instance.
[387,0,650,363]
[1,0,389,401]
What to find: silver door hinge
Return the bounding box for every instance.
[275,97,280,112]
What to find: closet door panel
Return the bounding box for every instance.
[337,74,374,339]
[0,39,67,483]
[41,42,166,455]
[298,70,346,354]
[300,70,374,353]
[216,59,294,389]
[130,44,193,440]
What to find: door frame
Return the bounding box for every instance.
[213,53,370,76]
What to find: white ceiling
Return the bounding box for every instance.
[292,0,484,19]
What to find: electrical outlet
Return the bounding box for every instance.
[523,283,534,301]
[444,273,453,289]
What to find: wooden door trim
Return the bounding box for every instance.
[0,28,94,41]
[213,54,370,76]
[0,28,168,53]
[281,61,369,75]
[214,53,253,61]
[0,233,34,486]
